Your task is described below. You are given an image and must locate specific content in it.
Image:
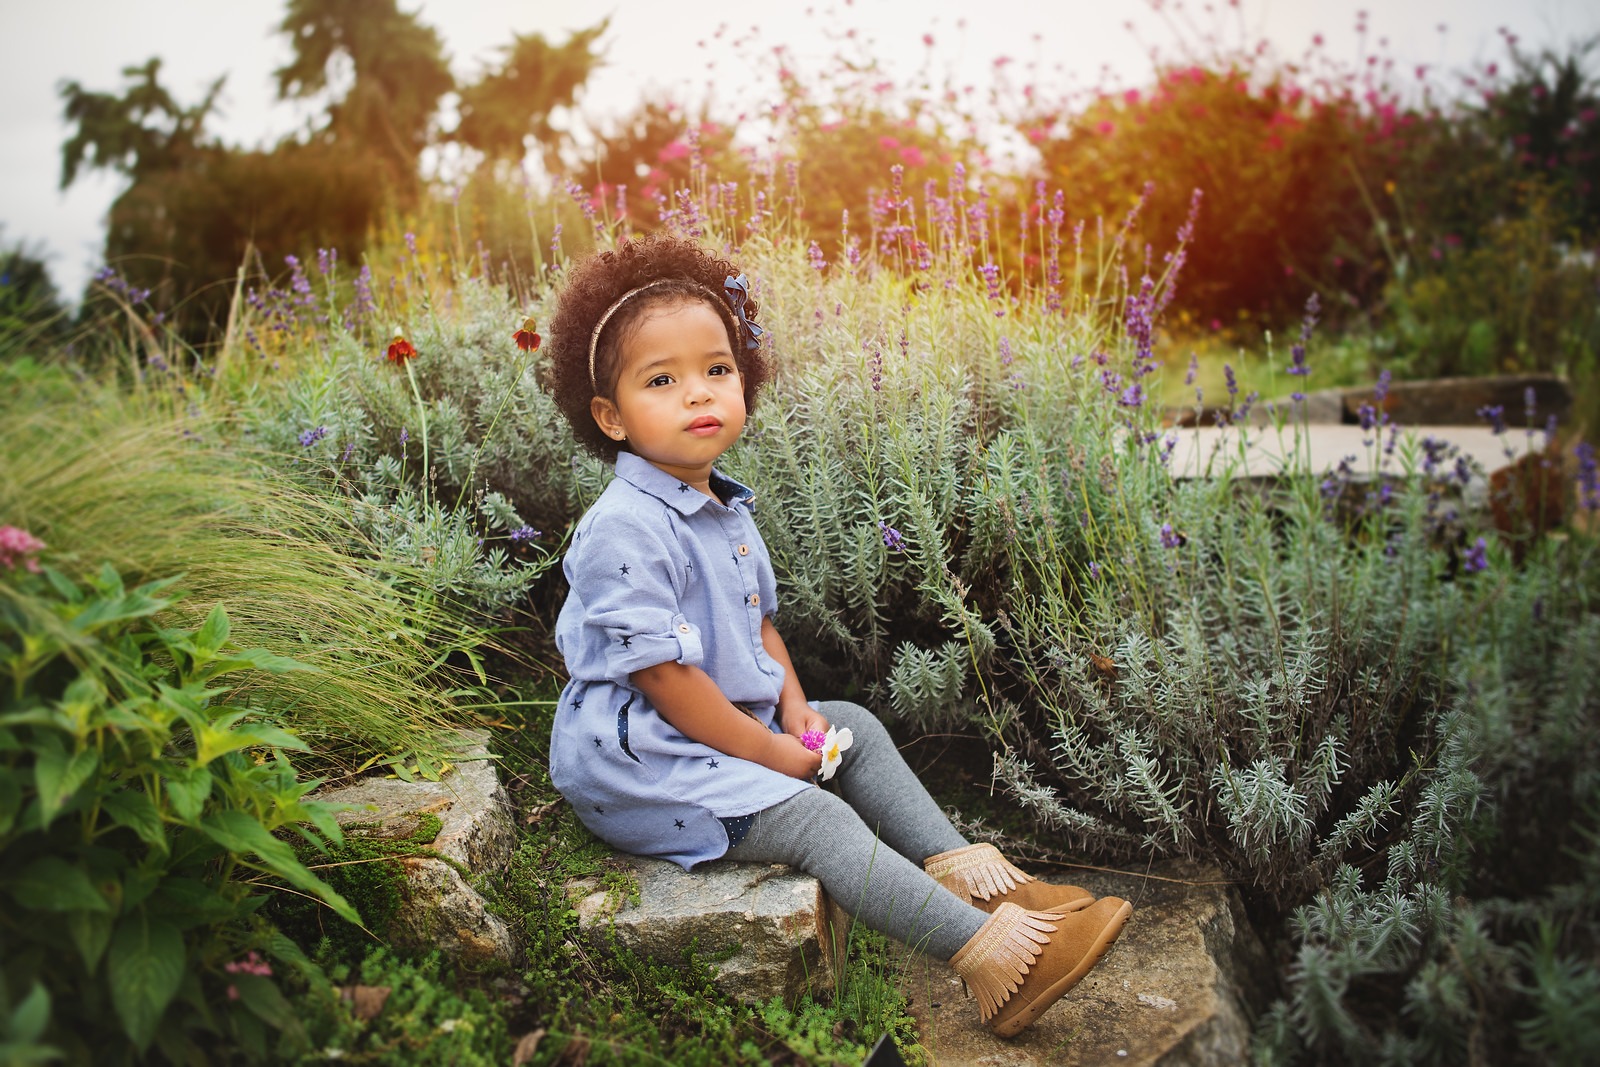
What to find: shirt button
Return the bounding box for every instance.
[748,594,760,606]
[678,623,691,633]
[737,544,750,556]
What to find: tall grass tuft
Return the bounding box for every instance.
[0,362,474,761]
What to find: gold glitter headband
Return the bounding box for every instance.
[587,279,742,391]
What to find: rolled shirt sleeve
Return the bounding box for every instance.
[564,510,706,685]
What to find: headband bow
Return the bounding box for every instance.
[723,274,764,352]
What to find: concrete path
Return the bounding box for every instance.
[1166,423,1552,484]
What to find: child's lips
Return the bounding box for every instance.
[686,416,722,435]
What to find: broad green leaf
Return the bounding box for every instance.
[200,811,359,925]
[10,981,51,1043]
[56,673,105,735]
[0,769,19,835]
[0,705,60,730]
[193,604,230,660]
[5,856,110,913]
[122,864,163,910]
[202,648,316,678]
[101,791,167,851]
[67,907,115,970]
[33,737,99,830]
[194,719,308,766]
[107,912,185,1052]
[163,766,212,822]
[44,566,81,602]
[231,973,304,1037]
[146,876,242,928]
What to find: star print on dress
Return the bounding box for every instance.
[620,635,632,649]
[616,692,641,763]
[594,805,605,815]
[619,563,630,576]
[572,697,582,709]
[593,737,602,748]
[706,758,720,769]
[674,819,685,829]
[678,482,691,493]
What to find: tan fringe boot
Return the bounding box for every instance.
[925,843,1094,914]
[949,896,1133,1038]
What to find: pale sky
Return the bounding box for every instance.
[3,0,1596,298]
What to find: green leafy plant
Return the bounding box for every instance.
[0,559,359,1063]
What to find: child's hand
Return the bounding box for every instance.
[766,732,824,781]
[780,703,830,742]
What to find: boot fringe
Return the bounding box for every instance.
[926,842,1036,902]
[949,903,1057,1021]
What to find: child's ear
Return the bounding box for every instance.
[591,395,626,442]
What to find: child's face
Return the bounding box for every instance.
[590,299,746,491]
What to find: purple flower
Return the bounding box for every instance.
[1118,382,1145,408]
[1477,404,1506,435]
[298,426,329,447]
[1576,442,1598,509]
[807,241,826,271]
[1286,292,1319,378]
[1159,522,1183,549]
[1124,275,1156,377]
[1184,352,1198,387]
[879,521,904,551]
[508,526,541,543]
[1087,561,1101,579]
[1462,536,1489,573]
[399,428,409,445]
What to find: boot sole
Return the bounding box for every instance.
[989,899,1134,1039]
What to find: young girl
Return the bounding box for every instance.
[540,233,1131,1037]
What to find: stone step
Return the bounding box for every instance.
[310,729,520,965]
[566,855,835,1005]
[566,851,1264,1066]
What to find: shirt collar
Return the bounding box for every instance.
[614,451,756,515]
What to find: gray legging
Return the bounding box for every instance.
[725,701,988,960]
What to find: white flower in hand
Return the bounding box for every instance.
[816,726,853,781]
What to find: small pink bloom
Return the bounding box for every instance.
[0,526,46,572]
[658,140,690,162]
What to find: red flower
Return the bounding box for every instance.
[513,317,541,352]
[386,333,417,364]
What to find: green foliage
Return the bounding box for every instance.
[274,0,453,186]
[0,237,67,357]
[0,364,479,762]
[455,21,609,168]
[295,947,510,1066]
[0,561,356,1063]
[57,56,221,190]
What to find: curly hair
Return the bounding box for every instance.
[541,233,773,463]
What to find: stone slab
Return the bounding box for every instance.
[1166,423,1552,494]
[568,854,834,1005]
[894,859,1267,1067]
[311,729,520,965]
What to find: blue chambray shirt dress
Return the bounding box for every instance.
[550,452,816,869]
